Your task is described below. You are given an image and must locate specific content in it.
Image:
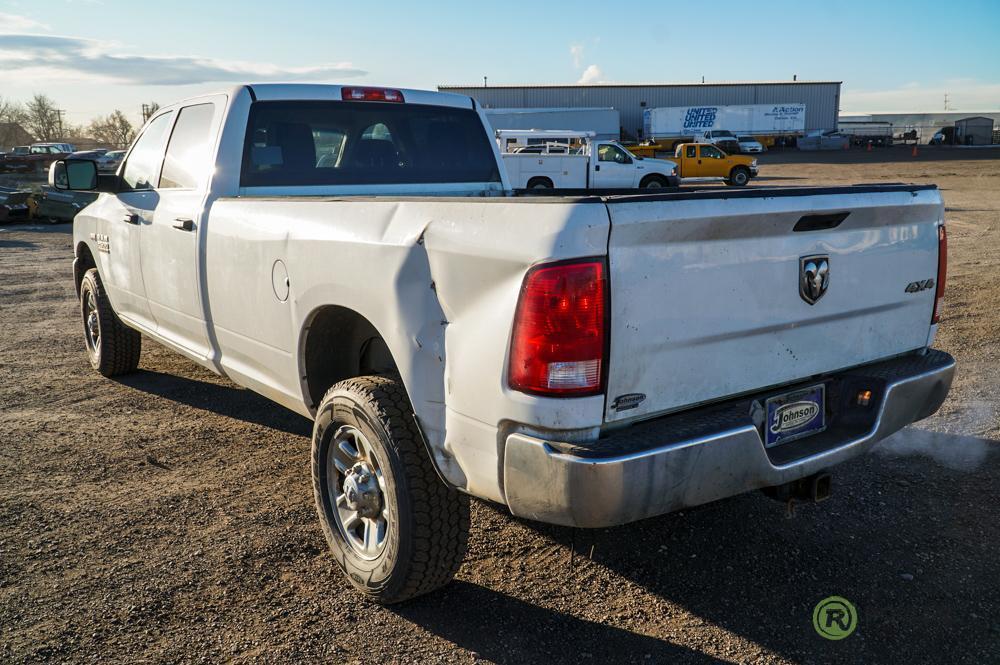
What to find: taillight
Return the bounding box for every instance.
[932,225,947,324]
[508,259,607,396]
[341,87,405,103]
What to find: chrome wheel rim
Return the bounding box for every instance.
[645,180,664,189]
[327,425,389,560]
[83,289,100,355]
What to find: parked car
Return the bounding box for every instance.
[737,135,765,153]
[69,150,108,159]
[3,143,73,174]
[52,83,953,604]
[98,150,125,173]
[0,146,34,173]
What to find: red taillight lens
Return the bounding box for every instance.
[340,87,405,103]
[509,259,607,396]
[932,225,947,324]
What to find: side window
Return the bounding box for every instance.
[160,103,216,189]
[701,145,724,159]
[685,145,697,158]
[598,144,626,163]
[122,112,174,190]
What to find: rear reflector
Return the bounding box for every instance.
[341,87,405,103]
[509,259,607,396]
[932,225,947,324]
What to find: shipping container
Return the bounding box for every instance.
[643,104,807,141]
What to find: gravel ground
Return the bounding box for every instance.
[1,147,998,664]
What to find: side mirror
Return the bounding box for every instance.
[50,159,98,191]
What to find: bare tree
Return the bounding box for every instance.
[141,101,161,123]
[89,110,136,149]
[24,94,63,142]
[0,96,27,126]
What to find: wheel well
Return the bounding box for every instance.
[640,173,667,187]
[526,176,553,188]
[74,242,97,298]
[302,306,399,410]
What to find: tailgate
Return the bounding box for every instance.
[604,185,943,423]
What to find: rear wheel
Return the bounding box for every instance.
[526,177,553,190]
[312,375,470,604]
[727,166,750,187]
[80,268,141,377]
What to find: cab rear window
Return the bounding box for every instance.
[241,101,501,187]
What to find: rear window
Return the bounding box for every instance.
[241,101,501,187]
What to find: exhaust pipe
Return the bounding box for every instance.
[763,471,832,504]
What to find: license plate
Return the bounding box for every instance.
[764,384,826,447]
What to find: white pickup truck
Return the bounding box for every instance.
[53,83,954,604]
[498,129,680,190]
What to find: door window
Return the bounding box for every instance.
[122,112,174,190]
[597,144,629,163]
[160,103,216,189]
[700,145,725,159]
[685,145,697,158]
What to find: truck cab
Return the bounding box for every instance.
[672,142,758,186]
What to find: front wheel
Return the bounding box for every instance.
[312,375,470,604]
[80,268,141,376]
[727,167,750,186]
[640,175,669,189]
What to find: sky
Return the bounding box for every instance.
[1,0,998,127]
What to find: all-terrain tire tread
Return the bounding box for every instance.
[313,375,469,603]
[83,268,141,377]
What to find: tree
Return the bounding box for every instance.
[89,110,136,149]
[141,101,160,123]
[24,94,62,142]
[0,96,27,126]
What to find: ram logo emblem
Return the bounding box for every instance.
[800,255,830,305]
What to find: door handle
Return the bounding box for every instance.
[594,164,600,171]
[123,213,139,225]
[172,218,195,232]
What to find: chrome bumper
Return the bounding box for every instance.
[503,350,955,528]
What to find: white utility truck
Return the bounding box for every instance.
[53,83,953,604]
[498,129,679,189]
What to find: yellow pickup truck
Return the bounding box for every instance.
[631,143,758,186]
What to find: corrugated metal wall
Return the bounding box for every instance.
[440,83,841,137]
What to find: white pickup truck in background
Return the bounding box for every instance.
[498,129,680,189]
[52,83,954,604]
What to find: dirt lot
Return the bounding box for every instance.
[1,146,998,663]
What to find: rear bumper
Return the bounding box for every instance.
[503,350,955,528]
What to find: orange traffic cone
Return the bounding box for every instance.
[912,145,919,157]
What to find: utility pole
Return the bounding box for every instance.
[54,109,65,140]
[943,93,950,111]
[483,76,487,88]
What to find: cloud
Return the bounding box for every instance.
[577,64,605,85]
[0,12,49,31]
[570,44,584,68]
[842,79,1000,112]
[0,33,366,86]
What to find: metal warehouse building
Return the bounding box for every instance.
[439,81,841,139]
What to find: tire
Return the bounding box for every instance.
[526,177,553,190]
[728,167,750,187]
[80,268,141,377]
[312,375,470,604]
[640,174,669,189]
